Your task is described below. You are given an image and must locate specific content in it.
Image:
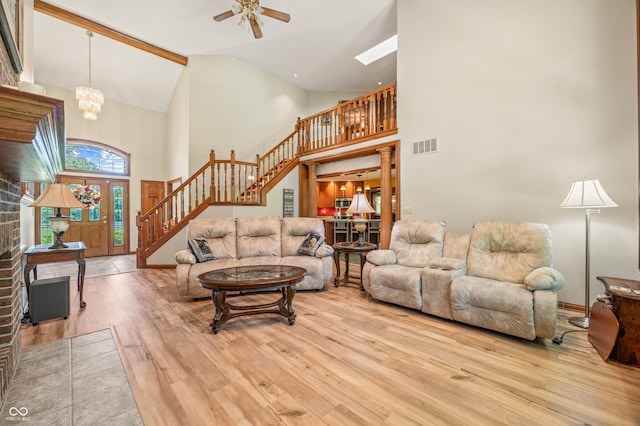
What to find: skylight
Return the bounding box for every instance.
[355,35,398,66]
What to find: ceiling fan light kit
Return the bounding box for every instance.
[214,0,290,39]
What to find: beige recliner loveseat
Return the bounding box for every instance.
[362,220,565,340]
[175,216,334,298]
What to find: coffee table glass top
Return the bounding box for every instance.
[201,265,306,285]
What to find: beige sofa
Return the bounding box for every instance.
[175,216,334,298]
[362,220,565,340]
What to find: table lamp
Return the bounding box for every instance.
[346,190,375,246]
[560,178,617,328]
[30,183,84,249]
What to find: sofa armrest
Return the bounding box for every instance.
[524,267,565,291]
[175,249,196,265]
[428,257,466,271]
[315,243,334,257]
[366,249,397,266]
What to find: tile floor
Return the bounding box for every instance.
[33,254,138,280]
[0,329,142,425]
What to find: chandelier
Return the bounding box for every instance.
[75,31,104,120]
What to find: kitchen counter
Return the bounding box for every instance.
[322,218,380,245]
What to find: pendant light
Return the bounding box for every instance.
[76,31,104,120]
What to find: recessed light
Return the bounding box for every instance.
[355,34,397,66]
[293,73,298,78]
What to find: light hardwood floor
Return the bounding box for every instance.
[21,269,640,425]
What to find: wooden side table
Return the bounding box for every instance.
[332,242,377,290]
[23,242,87,319]
[596,276,640,367]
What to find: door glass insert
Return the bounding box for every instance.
[113,185,124,246]
[88,184,101,221]
[39,206,54,245]
[70,183,83,221]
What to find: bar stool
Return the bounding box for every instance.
[334,220,350,243]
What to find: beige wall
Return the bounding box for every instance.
[184,56,309,175]
[166,69,190,183]
[397,0,638,306]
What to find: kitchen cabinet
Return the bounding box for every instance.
[317,182,336,208]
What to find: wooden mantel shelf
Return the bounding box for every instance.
[0,85,65,182]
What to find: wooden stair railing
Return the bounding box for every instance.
[136,83,398,267]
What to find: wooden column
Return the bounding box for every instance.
[308,162,318,218]
[379,146,393,249]
[299,163,309,217]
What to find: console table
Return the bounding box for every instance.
[23,242,87,318]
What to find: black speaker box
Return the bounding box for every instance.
[30,276,70,325]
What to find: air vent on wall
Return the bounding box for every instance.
[412,138,438,156]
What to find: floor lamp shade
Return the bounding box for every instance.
[560,178,617,328]
[30,183,84,249]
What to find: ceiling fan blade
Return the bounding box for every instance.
[261,7,290,23]
[213,10,235,22]
[250,17,263,39]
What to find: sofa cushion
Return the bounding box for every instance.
[188,217,237,259]
[466,221,553,284]
[281,217,326,256]
[236,216,281,259]
[450,275,535,340]
[428,257,465,271]
[389,220,446,267]
[369,264,423,310]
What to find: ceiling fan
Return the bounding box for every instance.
[214,0,291,39]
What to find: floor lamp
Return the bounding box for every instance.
[560,178,617,328]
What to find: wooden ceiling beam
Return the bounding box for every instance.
[34,0,188,66]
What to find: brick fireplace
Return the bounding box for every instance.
[0,172,21,405]
[0,32,22,406]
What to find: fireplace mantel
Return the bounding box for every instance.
[0,85,65,182]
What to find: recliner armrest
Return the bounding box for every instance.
[175,249,196,265]
[366,249,397,266]
[314,243,334,257]
[524,267,565,291]
[428,257,466,271]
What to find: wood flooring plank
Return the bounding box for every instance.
[20,268,640,425]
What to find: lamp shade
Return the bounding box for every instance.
[560,178,617,209]
[346,193,375,215]
[30,183,84,209]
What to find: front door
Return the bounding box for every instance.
[37,176,130,257]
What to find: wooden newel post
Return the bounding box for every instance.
[230,150,236,202]
[209,150,216,202]
[255,154,261,203]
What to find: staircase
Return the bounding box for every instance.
[135,83,397,267]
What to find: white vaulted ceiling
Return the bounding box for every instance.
[33,0,397,112]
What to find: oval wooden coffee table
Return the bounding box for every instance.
[197,265,306,334]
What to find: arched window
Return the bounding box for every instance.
[65,139,130,176]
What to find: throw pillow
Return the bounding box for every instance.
[297,232,325,256]
[188,239,216,263]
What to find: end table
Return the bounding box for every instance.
[332,242,377,290]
